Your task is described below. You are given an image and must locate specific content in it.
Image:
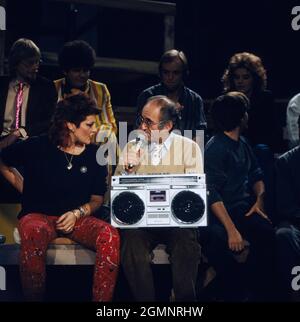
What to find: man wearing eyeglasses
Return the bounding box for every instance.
[0,38,57,149]
[0,38,57,201]
[115,95,203,301]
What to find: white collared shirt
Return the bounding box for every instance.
[286,93,300,148]
[148,132,176,164]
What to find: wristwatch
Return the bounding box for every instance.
[18,127,28,139]
[78,206,86,218]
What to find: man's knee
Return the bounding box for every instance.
[169,229,201,262]
[171,228,199,243]
[121,230,151,264]
[121,229,148,246]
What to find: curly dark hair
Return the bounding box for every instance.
[49,94,99,147]
[58,40,96,71]
[210,91,249,132]
[222,52,267,93]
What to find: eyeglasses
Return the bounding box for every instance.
[136,115,164,128]
[20,58,42,68]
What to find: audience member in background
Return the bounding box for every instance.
[275,145,300,301]
[222,52,282,221]
[136,49,206,141]
[286,93,300,149]
[0,95,120,301]
[0,38,57,202]
[222,52,282,152]
[54,40,117,143]
[204,92,277,301]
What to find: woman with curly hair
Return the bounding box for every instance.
[222,52,281,152]
[221,52,282,222]
[0,95,120,301]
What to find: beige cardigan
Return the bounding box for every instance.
[115,133,203,175]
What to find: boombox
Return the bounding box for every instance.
[110,174,207,228]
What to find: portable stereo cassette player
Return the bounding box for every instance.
[110,174,207,228]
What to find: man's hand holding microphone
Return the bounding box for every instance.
[124,134,147,174]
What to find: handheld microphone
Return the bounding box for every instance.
[128,134,146,169]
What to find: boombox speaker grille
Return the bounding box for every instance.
[112,192,145,225]
[171,190,205,224]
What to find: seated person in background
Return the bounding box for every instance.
[115,95,203,301]
[204,92,277,301]
[222,52,281,221]
[54,40,117,143]
[275,145,300,301]
[0,38,57,202]
[136,49,207,140]
[0,95,120,301]
[222,52,282,152]
[0,38,57,149]
[286,93,300,149]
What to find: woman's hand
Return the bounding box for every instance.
[56,211,77,234]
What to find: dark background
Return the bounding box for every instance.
[3,0,300,105]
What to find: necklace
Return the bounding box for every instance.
[64,152,74,170]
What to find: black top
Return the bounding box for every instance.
[136,83,207,136]
[205,133,263,211]
[244,90,282,152]
[0,135,107,218]
[275,146,300,224]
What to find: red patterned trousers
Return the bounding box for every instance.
[18,213,120,301]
